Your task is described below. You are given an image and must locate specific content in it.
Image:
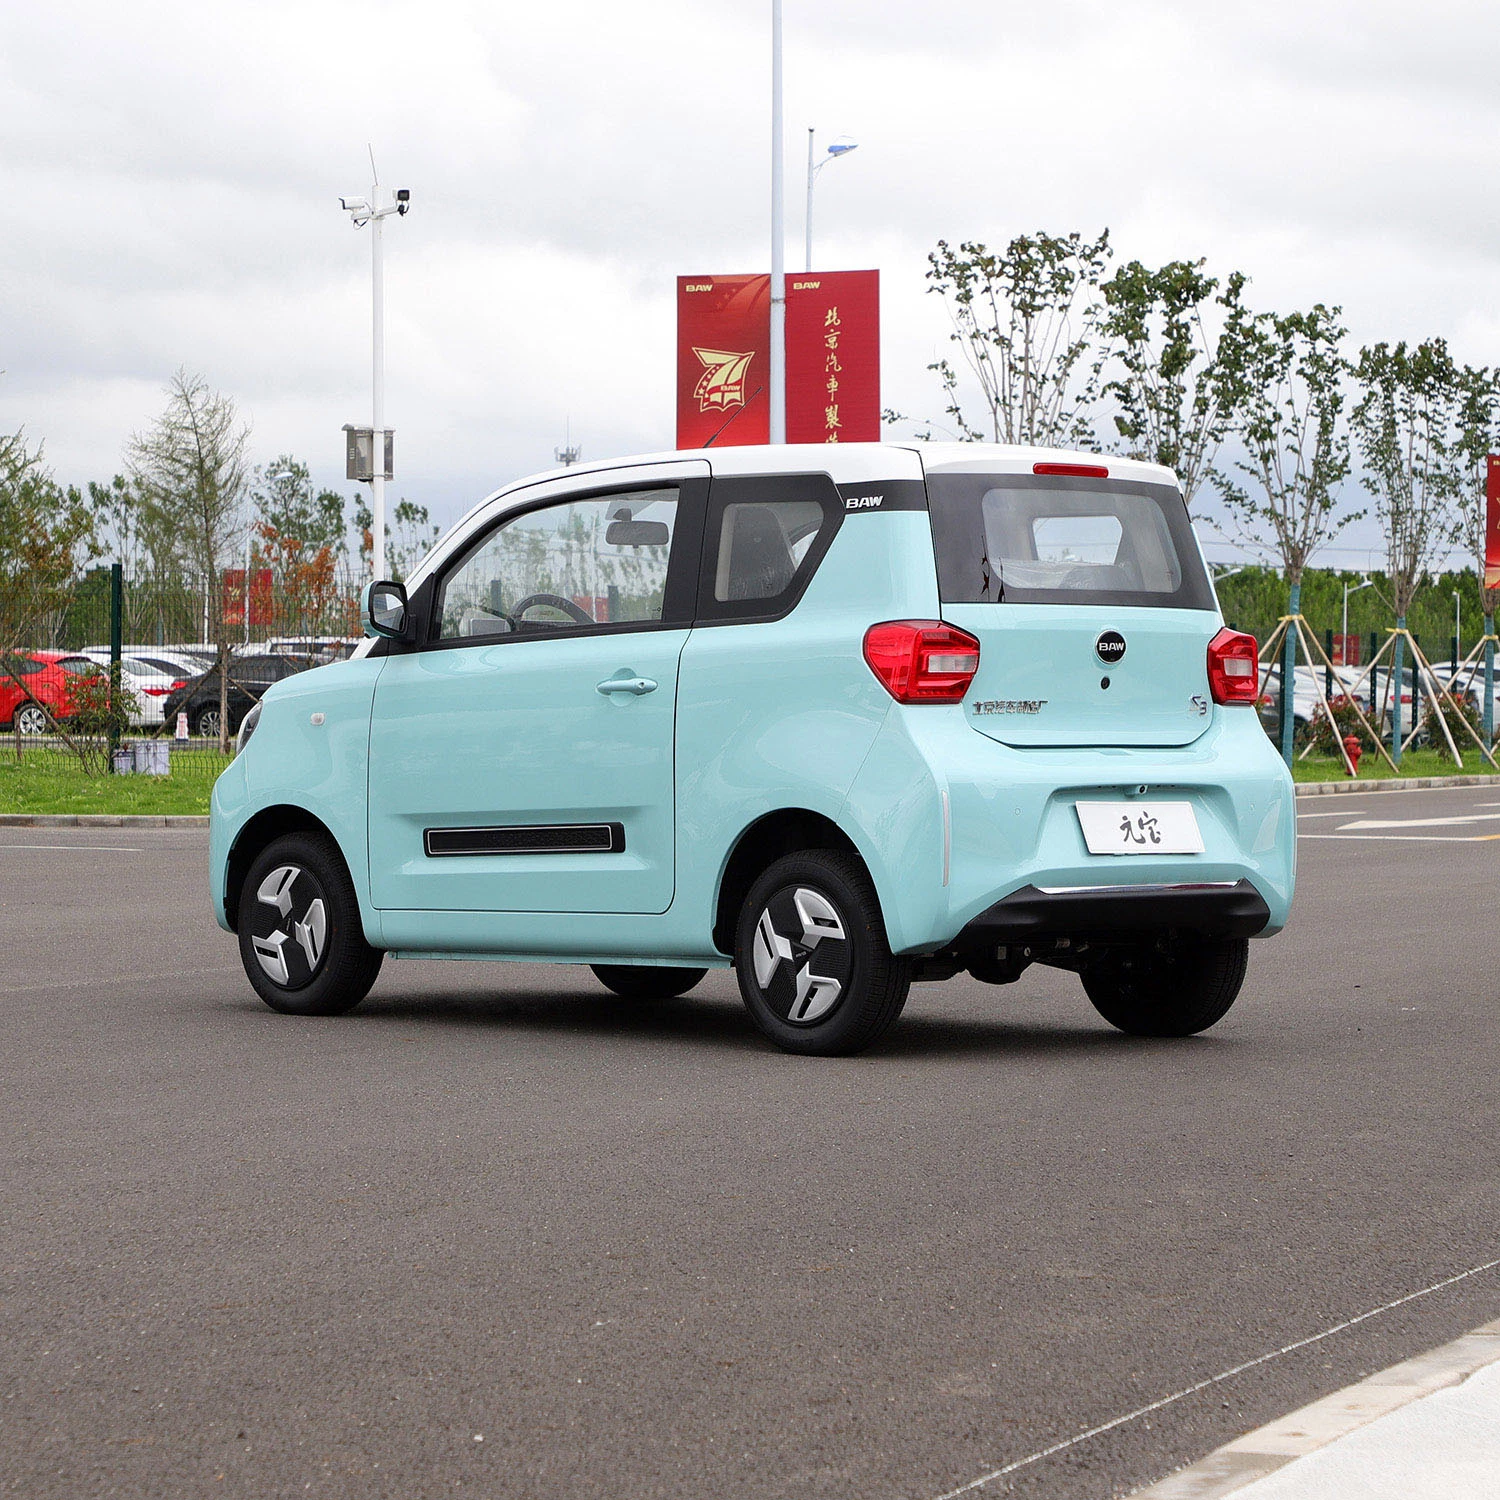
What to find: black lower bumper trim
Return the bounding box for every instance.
[956,880,1272,947]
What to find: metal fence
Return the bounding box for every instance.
[4,561,361,786]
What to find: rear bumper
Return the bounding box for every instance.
[954,879,1271,950]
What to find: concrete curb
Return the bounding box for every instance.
[1125,1318,1500,1498]
[1295,773,1500,796]
[0,813,209,827]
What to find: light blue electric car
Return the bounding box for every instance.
[210,443,1294,1055]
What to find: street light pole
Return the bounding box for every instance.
[805,131,858,272]
[769,0,785,445]
[1343,576,1373,662]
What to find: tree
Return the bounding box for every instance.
[353,496,440,583]
[127,370,251,750]
[921,230,1111,447]
[1214,303,1357,766]
[0,430,99,760]
[1099,257,1249,509]
[1215,303,1355,584]
[254,457,348,554]
[1351,338,1495,759]
[0,431,97,653]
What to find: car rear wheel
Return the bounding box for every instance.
[734,850,910,1056]
[237,832,383,1016]
[1081,937,1248,1036]
[13,701,50,735]
[194,707,223,740]
[590,964,707,1000]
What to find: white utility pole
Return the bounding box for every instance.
[340,169,410,580]
[769,0,786,444]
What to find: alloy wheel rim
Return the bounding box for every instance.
[198,710,221,739]
[749,884,852,1026]
[248,863,330,991]
[15,705,48,734]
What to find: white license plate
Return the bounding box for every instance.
[1075,801,1204,855]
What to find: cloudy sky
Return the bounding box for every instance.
[5,0,1500,567]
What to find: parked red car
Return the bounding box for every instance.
[0,652,99,734]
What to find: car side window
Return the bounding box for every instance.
[696,474,841,622]
[436,488,680,642]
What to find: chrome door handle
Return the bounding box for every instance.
[596,675,658,696]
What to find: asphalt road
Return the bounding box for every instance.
[2,785,1499,1500]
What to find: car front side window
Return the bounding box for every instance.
[436,488,680,643]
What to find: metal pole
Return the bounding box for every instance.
[1391,619,1407,766]
[1280,581,1299,766]
[768,0,786,445]
[805,127,815,273]
[1485,612,1495,745]
[108,562,122,772]
[371,180,387,580]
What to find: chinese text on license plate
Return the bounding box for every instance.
[1075,802,1204,856]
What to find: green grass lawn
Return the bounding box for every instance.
[0,747,224,815]
[1291,746,1500,782]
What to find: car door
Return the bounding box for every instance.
[367,463,707,916]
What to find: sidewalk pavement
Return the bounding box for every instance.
[1130,1318,1500,1499]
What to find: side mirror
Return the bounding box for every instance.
[362,579,409,640]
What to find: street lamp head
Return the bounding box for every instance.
[826,141,858,158]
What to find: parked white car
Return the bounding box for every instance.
[74,647,214,726]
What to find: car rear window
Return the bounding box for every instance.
[925,474,1215,609]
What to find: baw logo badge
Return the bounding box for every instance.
[1095,630,1127,665]
[692,347,755,412]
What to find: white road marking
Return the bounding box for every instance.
[1336,813,1500,830]
[1299,833,1500,843]
[929,1257,1500,1500]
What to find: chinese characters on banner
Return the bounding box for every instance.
[1486,454,1500,590]
[221,568,273,628]
[676,271,879,447]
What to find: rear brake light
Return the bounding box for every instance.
[169,680,186,691]
[1207,627,1259,705]
[144,686,171,696]
[863,620,980,704]
[1033,462,1109,478]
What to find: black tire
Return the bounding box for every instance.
[236,832,383,1016]
[14,701,50,736]
[734,850,910,1056]
[193,706,222,740]
[1081,937,1248,1037]
[590,964,707,1000]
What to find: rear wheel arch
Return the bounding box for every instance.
[711,808,873,956]
[226,805,345,932]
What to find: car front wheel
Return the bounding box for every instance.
[237,832,383,1016]
[734,850,910,1056]
[1081,937,1248,1036]
[14,702,51,735]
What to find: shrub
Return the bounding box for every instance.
[1308,694,1379,756]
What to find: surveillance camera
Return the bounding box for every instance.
[395,188,410,202]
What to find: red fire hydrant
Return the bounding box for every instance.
[1343,733,1363,776]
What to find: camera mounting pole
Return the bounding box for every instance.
[339,167,410,581]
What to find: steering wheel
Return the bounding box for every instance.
[510,592,594,625]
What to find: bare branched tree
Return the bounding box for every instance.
[921,230,1111,448]
[128,370,250,750]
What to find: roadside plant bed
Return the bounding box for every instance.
[1292,748,1500,783]
[0,748,222,815]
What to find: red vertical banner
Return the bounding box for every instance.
[786,270,879,443]
[676,275,771,447]
[1486,454,1500,590]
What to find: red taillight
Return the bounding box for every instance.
[863,620,980,704]
[169,679,186,691]
[144,686,171,696]
[1207,627,1259,705]
[1033,461,1109,478]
